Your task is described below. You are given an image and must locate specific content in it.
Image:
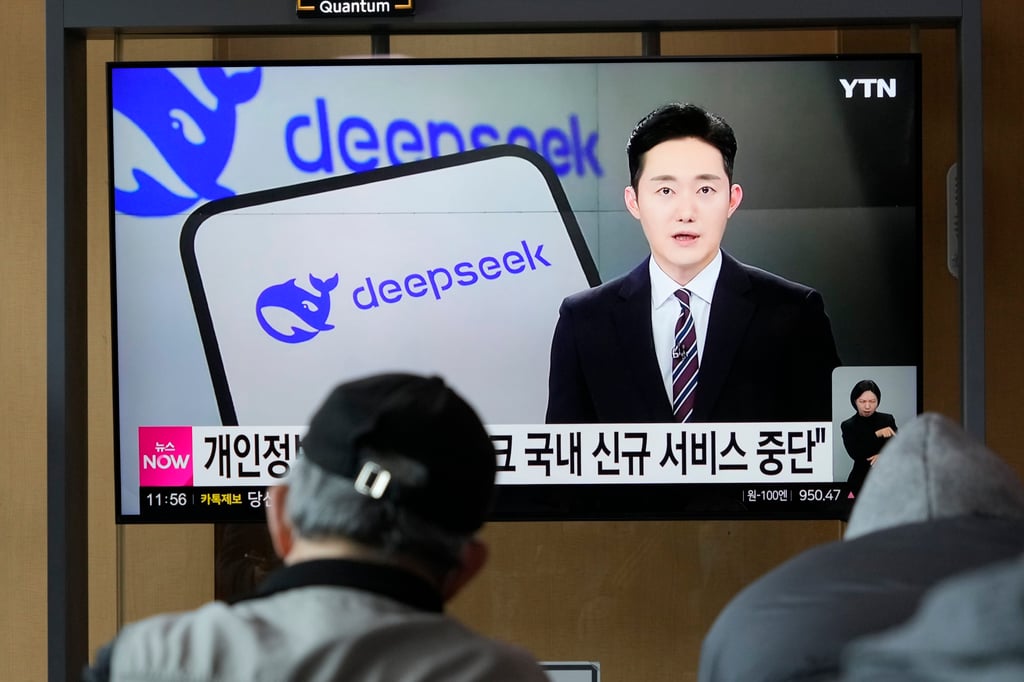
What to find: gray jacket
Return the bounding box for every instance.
[84,559,548,682]
[697,516,1024,682]
[840,550,1024,682]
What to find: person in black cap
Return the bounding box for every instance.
[84,372,549,682]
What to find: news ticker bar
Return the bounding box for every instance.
[140,486,271,522]
[138,422,835,489]
[139,482,854,522]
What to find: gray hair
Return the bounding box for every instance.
[283,456,470,578]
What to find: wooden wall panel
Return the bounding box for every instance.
[982,0,1024,478]
[216,34,372,60]
[917,28,962,422]
[837,26,915,53]
[392,33,641,58]
[454,520,838,681]
[661,28,837,55]
[86,36,120,655]
[0,1,47,680]
[117,35,218,61]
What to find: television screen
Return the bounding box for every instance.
[108,55,921,522]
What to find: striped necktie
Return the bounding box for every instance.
[672,289,699,422]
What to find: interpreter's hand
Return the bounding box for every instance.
[867,454,880,466]
[875,427,896,439]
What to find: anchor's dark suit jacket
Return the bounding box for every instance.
[545,252,841,423]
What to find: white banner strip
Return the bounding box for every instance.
[144,422,833,488]
[488,422,832,484]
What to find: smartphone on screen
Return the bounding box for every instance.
[181,145,600,426]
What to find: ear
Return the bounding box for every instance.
[727,183,743,217]
[440,538,489,602]
[265,485,294,561]
[624,185,642,220]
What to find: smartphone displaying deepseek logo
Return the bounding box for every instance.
[181,145,599,426]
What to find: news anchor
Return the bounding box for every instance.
[545,103,841,424]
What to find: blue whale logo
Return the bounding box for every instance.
[112,67,262,217]
[256,274,340,344]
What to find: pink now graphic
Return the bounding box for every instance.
[138,426,194,487]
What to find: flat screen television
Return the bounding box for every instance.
[108,55,921,522]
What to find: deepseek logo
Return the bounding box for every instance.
[285,98,603,179]
[112,67,262,217]
[256,274,340,344]
[256,240,551,344]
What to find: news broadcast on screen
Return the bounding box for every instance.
[108,55,921,522]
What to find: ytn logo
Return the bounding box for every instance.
[839,78,897,99]
[255,274,340,344]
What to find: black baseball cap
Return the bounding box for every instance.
[300,372,497,534]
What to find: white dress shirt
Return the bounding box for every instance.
[650,251,722,404]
